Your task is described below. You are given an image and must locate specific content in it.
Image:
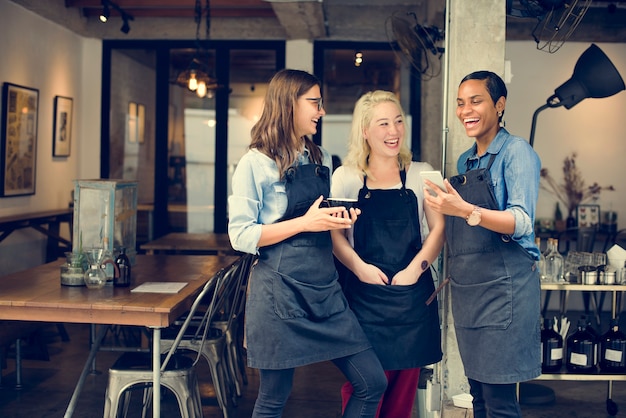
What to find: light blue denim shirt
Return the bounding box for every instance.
[457,128,541,260]
[228,147,333,255]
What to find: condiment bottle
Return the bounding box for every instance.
[114,247,131,287]
[600,319,626,373]
[541,317,563,373]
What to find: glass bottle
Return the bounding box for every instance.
[114,247,131,287]
[555,202,563,221]
[535,238,547,281]
[599,319,626,373]
[101,237,115,284]
[566,318,597,373]
[541,317,563,373]
[584,316,600,367]
[545,238,564,283]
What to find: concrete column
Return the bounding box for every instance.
[441,0,507,403]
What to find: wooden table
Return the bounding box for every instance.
[0,254,239,418]
[0,208,73,262]
[141,232,239,256]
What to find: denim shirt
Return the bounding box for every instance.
[457,128,541,260]
[228,147,333,255]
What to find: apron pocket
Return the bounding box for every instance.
[450,275,512,330]
[348,280,429,326]
[273,271,347,320]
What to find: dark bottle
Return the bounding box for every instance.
[114,247,131,287]
[541,318,563,373]
[566,318,597,373]
[599,319,626,373]
[584,316,600,366]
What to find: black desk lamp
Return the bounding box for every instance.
[529,44,625,147]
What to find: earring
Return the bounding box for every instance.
[498,111,503,117]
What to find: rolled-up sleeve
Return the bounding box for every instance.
[228,151,267,254]
[503,140,541,240]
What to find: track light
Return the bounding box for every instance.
[120,15,131,34]
[98,0,134,34]
[99,2,110,23]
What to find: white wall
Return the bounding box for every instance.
[0,0,101,274]
[504,42,626,229]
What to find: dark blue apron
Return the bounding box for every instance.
[245,161,372,370]
[446,153,541,384]
[344,170,442,370]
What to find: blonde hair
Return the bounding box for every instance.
[250,69,323,178]
[343,90,412,179]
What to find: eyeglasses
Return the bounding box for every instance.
[306,97,324,111]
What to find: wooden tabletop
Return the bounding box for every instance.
[0,254,239,328]
[140,232,239,256]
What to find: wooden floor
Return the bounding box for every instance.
[0,320,624,418]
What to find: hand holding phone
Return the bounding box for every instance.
[419,170,446,195]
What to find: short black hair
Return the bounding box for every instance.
[460,70,507,104]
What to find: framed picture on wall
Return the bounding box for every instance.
[1,82,39,197]
[53,96,73,157]
[577,204,600,229]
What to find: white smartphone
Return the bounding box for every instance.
[419,170,446,193]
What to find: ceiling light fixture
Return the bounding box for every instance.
[98,0,134,34]
[99,1,110,23]
[175,0,219,97]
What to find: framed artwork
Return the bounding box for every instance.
[577,204,600,229]
[53,96,73,157]
[1,82,39,197]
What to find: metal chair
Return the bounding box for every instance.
[160,254,253,418]
[212,254,255,403]
[102,267,226,418]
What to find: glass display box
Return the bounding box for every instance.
[72,179,138,264]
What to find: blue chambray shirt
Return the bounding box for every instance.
[457,128,541,260]
[228,147,333,255]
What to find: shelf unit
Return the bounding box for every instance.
[539,282,626,416]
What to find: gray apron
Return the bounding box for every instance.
[245,162,371,370]
[344,170,442,370]
[446,154,541,384]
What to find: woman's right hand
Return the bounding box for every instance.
[301,196,357,232]
[354,261,388,285]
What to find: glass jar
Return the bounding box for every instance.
[60,252,86,286]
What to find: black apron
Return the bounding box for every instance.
[245,161,372,370]
[344,170,442,370]
[446,154,541,384]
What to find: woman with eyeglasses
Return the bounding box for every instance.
[228,69,386,418]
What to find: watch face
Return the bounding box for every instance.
[467,209,481,226]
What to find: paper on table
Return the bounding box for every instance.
[131,282,188,294]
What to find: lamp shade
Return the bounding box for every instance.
[553,44,625,109]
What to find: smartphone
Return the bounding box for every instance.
[419,170,446,194]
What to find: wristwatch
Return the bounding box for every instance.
[466,206,482,226]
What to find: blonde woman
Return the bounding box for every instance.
[331,90,444,418]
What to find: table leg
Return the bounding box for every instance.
[152,327,161,418]
[64,325,108,418]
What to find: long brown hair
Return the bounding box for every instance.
[250,69,323,178]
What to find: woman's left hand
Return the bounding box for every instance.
[391,268,419,286]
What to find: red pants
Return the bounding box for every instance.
[341,368,420,418]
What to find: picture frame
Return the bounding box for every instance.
[53,95,73,157]
[1,82,39,197]
[576,204,600,229]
